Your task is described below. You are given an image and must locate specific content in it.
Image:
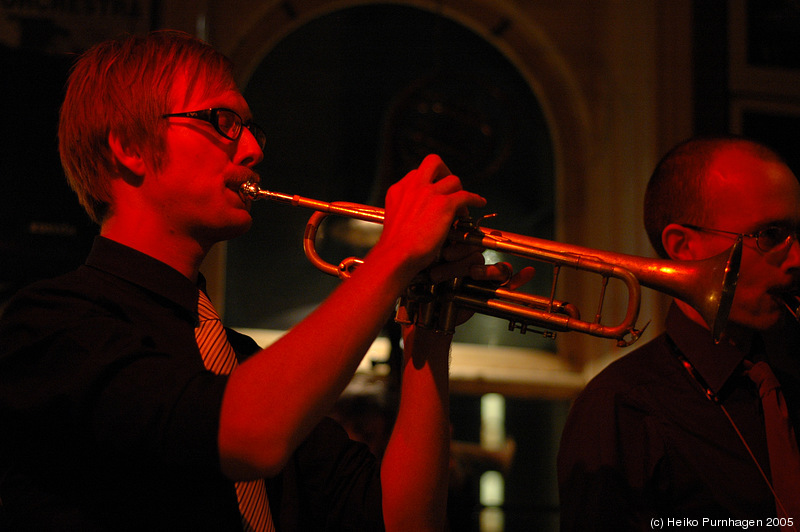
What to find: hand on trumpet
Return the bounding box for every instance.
[379,154,487,279]
[377,153,535,333]
[427,245,537,328]
[430,246,534,289]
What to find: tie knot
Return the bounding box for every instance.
[197,290,221,322]
[745,360,781,396]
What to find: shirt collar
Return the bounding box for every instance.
[84,236,201,324]
[665,303,750,395]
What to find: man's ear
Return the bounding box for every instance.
[662,223,698,261]
[108,132,146,178]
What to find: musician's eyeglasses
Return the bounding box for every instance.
[161,108,266,151]
[682,224,798,253]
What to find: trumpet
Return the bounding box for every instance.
[782,294,800,323]
[240,182,741,346]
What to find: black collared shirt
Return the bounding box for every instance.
[0,237,383,531]
[557,303,800,531]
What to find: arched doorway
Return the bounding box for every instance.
[226,4,556,351]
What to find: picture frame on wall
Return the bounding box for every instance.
[731,98,800,175]
[728,0,800,99]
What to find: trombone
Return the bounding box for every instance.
[240,182,741,346]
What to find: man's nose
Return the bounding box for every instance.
[781,234,800,268]
[237,128,264,167]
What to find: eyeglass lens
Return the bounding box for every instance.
[215,109,266,150]
[163,109,265,150]
[757,226,795,252]
[215,109,240,139]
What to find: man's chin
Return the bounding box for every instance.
[201,217,252,245]
[731,311,786,332]
[766,293,798,330]
[226,218,253,239]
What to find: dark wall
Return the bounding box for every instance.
[0,45,97,302]
[692,0,800,176]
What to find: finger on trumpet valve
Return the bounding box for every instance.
[496,262,512,286]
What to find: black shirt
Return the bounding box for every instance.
[557,303,800,531]
[0,236,383,531]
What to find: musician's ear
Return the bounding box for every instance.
[662,223,700,261]
[108,132,146,178]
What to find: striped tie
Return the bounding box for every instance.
[745,360,800,530]
[196,290,276,532]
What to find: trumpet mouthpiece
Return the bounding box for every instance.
[239,181,264,201]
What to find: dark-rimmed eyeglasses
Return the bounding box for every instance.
[682,224,798,253]
[161,108,266,151]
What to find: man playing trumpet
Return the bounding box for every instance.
[0,30,530,531]
[558,137,800,529]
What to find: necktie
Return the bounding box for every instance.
[745,360,800,527]
[196,290,276,532]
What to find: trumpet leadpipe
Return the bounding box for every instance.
[240,181,384,223]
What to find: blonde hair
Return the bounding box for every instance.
[58,30,236,224]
